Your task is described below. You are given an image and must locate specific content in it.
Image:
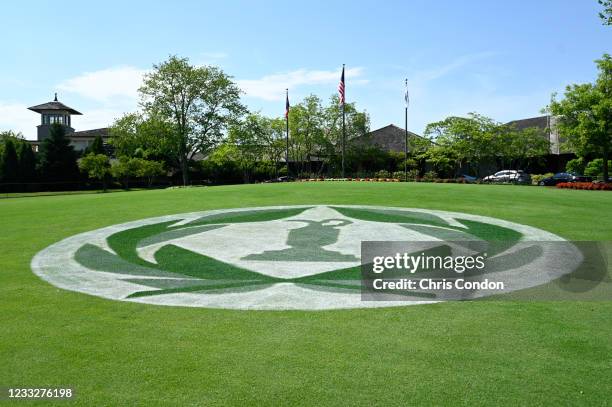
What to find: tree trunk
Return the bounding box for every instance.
[180,155,189,186]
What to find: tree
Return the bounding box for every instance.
[566,157,586,174]
[89,135,105,155]
[201,143,242,184]
[322,94,370,175]
[79,153,111,191]
[227,113,273,183]
[110,157,140,189]
[139,56,245,185]
[424,113,499,176]
[599,0,612,25]
[17,142,37,182]
[133,159,165,187]
[503,126,550,169]
[584,158,612,178]
[110,113,175,161]
[547,54,612,182]
[38,123,79,181]
[287,95,325,175]
[1,138,19,182]
[420,144,458,177]
[266,118,287,176]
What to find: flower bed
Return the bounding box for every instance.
[556,182,612,191]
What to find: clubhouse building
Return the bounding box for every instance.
[28,94,110,152]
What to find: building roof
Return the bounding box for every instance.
[28,94,82,115]
[68,128,109,139]
[506,115,549,131]
[352,124,428,153]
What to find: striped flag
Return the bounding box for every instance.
[285,90,290,118]
[404,79,409,108]
[338,66,345,105]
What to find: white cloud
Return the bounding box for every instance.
[0,102,38,139]
[56,66,147,103]
[51,66,145,131]
[238,67,367,101]
[194,52,229,66]
[70,108,130,131]
[412,52,499,83]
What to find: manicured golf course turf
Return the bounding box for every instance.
[1,182,611,406]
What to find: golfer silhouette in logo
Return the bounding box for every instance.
[243,219,359,262]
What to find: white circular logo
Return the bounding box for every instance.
[32,205,580,310]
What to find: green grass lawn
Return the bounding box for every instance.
[1,182,611,406]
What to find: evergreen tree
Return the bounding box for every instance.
[1,139,19,182]
[38,123,79,181]
[17,142,37,182]
[90,135,105,155]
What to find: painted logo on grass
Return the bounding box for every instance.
[31,205,581,310]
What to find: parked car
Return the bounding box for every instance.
[458,174,478,183]
[265,175,295,183]
[483,170,531,184]
[538,172,592,186]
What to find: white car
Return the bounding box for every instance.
[483,170,531,184]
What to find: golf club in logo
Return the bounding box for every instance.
[31,205,582,310]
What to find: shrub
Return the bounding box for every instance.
[392,171,406,181]
[375,170,390,179]
[422,170,438,182]
[531,173,554,185]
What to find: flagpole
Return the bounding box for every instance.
[404,79,408,182]
[285,88,289,178]
[341,64,346,179]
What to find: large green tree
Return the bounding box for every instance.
[547,54,612,181]
[287,95,325,175]
[287,94,369,176]
[139,56,245,185]
[38,123,79,181]
[322,94,370,175]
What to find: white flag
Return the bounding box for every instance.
[404,79,409,108]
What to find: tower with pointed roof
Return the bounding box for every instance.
[28,93,82,141]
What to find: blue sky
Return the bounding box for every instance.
[1,0,610,140]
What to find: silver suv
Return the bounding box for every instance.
[483,170,531,184]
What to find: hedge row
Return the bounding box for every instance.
[298,177,471,183]
[556,182,612,191]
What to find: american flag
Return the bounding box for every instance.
[338,66,345,106]
[285,89,290,118]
